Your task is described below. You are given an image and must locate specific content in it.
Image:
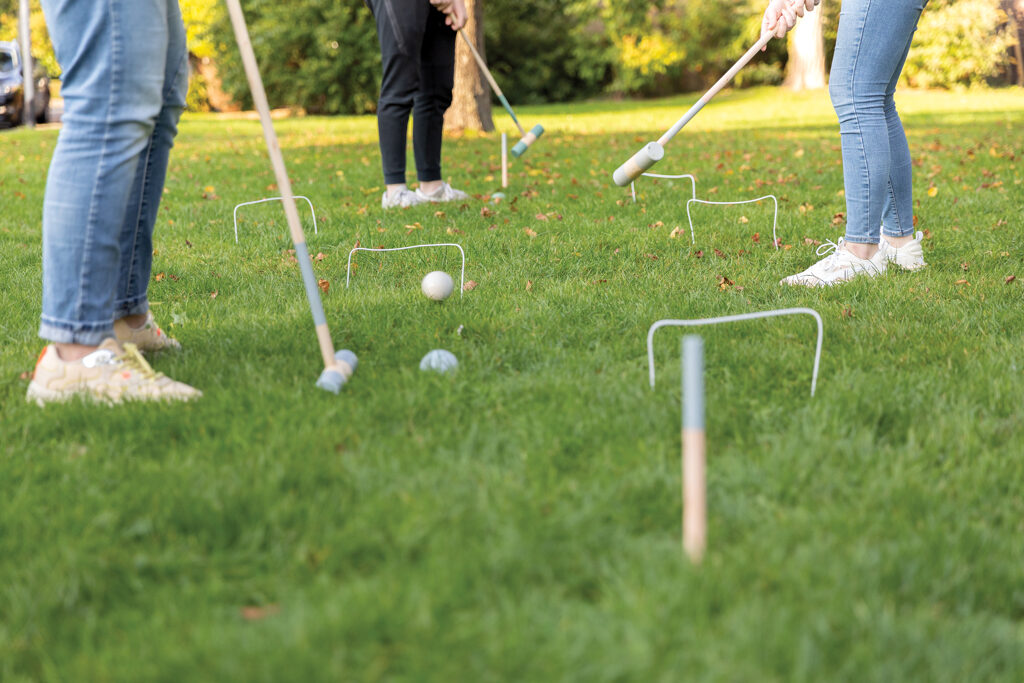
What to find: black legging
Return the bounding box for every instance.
[366,0,456,185]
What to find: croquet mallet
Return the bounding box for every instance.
[458,30,544,158]
[612,31,774,186]
[225,0,357,393]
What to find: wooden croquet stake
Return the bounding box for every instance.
[501,133,508,189]
[682,336,706,563]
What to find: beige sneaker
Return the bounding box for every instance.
[26,339,201,406]
[114,311,181,351]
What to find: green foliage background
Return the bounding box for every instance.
[0,0,1019,113]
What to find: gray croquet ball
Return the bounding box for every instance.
[491,192,506,202]
[420,349,458,374]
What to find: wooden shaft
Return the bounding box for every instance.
[682,335,706,564]
[458,30,526,136]
[683,428,706,563]
[658,32,772,147]
[225,0,336,371]
[501,133,508,188]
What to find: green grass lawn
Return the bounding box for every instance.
[2,86,1023,681]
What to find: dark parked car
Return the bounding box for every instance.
[0,40,51,127]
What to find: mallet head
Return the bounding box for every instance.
[511,124,544,158]
[612,142,665,186]
[315,349,359,394]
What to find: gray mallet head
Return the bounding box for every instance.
[612,141,665,186]
[315,349,359,394]
[511,124,544,158]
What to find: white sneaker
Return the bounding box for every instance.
[381,188,429,209]
[415,182,470,203]
[26,339,201,406]
[780,238,887,287]
[880,231,927,271]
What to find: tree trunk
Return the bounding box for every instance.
[1004,0,1024,86]
[444,0,493,132]
[783,2,827,91]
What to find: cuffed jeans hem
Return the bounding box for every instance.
[844,236,880,245]
[882,229,915,238]
[114,297,149,318]
[39,319,115,346]
[384,172,408,185]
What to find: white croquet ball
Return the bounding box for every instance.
[420,349,458,374]
[421,270,454,301]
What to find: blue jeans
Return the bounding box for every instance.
[38,0,188,345]
[829,0,927,244]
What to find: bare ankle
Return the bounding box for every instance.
[418,180,442,194]
[54,343,98,362]
[118,313,148,329]
[845,242,879,260]
[883,234,913,248]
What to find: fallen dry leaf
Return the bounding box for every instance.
[842,306,854,319]
[318,279,329,293]
[717,275,734,290]
[669,226,686,239]
[19,371,31,380]
[927,186,938,197]
[210,291,218,299]
[526,280,533,292]
[752,233,761,244]
[314,252,326,262]
[524,228,538,238]
[463,280,478,291]
[154,272,165,282]
[693,250,704,259]
[240,604,280,621]
[961,262,969,272]
[955,279,970,285]
[1006,275,1016,284]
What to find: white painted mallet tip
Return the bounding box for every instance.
[613,142,665,186]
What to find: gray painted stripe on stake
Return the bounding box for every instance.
[294,241,328,326]
[683,335,704,430]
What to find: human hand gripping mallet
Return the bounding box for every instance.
[225,0,357,393]
[612,0,818,186]
[458,30,544,158]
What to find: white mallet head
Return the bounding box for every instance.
[421,271,454,301]
[420,349,458,374]
[613,141,665,186]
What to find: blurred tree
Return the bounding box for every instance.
[0,0,57,77]
[783,1,826,90]
[1003,0,1024,85]
[903,0,1012,88]
[445,0,493,132]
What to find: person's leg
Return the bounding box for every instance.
[829,0,927,258]
[39,0,169,359]
[370,0,429,190]
[112,0,188,349]
[880,0,928,242]
[412,5,456,191]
